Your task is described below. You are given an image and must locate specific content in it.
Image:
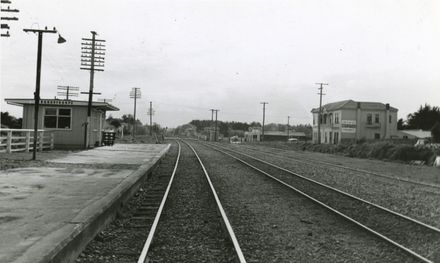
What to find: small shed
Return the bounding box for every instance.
[397,129,431,140]
[5,98,119,149]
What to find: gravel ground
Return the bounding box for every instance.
[209,143,440,261]
[147,142,236,262]
[191,141,416,263]
[241,143,440,185]
[76,142,179,263]
[226,143,440,229]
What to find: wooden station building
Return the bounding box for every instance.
[5,98,119,149]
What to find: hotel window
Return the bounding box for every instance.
[334,113,339,124]
[44,108,71,129]
[367,113,372,124]
[375,113,380,123]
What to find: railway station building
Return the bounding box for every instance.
[311,100,398,144]
[5,98,119,149]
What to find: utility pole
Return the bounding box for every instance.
[98,98,112,103]
[23,26,66,160]
[1,0,19,37]
[129,87,141,140]
[315,83,328,144]
[148,101,154,136]
[260,102,268,142]
[287,116,290,140]
[214,109,219,141]
[81,31,105,149]
[57,85,79,100]
[209,109,215,141]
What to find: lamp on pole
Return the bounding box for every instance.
[23,26,66,160]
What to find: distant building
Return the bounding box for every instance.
[5,98,119,148]
[311,100,398,144]
[244,127,306,142]
[397,129,431,140]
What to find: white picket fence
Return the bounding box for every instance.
[0,129,54,153]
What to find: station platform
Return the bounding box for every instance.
[0,144,170,263]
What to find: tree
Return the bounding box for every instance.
[431,122,440,143]
[110,119,122,129]
[397,118,407,130]
[1,112,22,128]
[406,104,440,130]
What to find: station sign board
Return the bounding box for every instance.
[341,120,356,133]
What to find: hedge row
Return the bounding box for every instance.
[303,141,437,164]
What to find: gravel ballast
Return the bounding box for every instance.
[75,143,179,262]
[192,141,416,263]
[227,143,440,229]
[147,142,237,262]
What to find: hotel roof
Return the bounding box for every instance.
[311,99,397,113]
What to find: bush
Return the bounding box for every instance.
[304,141,436,165]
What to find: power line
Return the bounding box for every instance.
[1,0,19,37]
[148,101,154,136]
[98,98,112,103]
[57,85,79,100]
[260,102,268,141]
[214,109,219,141]
[80,31,106,149]
[130,87,141,140]
[315,82,328,144]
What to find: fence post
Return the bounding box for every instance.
[50,132,54,150]
[39,130,44,152]
[25,131,31,152]
[6,130,12,153]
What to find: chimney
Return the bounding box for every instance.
[386,103,390,110]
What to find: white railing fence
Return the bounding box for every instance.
[0,129,54,153]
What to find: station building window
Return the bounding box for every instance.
[375,113,380,123]
[44,107,71,129]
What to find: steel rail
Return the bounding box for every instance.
[202,142,433,263]
[236,144,440,189]
[182,140,247,263]
[209,142,440,234]
[137,141,181,263]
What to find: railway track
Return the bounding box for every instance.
[137,140,246,263]
[198,141,440,263]
[232,144,440,190]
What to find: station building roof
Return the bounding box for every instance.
[5,98,119,111]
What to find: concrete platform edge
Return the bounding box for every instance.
[15,144,171,263]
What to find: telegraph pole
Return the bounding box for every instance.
[214,109,219,141]
[129,87,141,140]
[98,98,112,103]
[23,26,65,160]
[1,0,19,37]
[81,31,105,149]
[209,109,215,141]
[148,101,154,136]
[316,83,328,144]
[287,116,290,140]
[57,85,79,100]
[260,102,268,142]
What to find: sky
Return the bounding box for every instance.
[1,0,440,128]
